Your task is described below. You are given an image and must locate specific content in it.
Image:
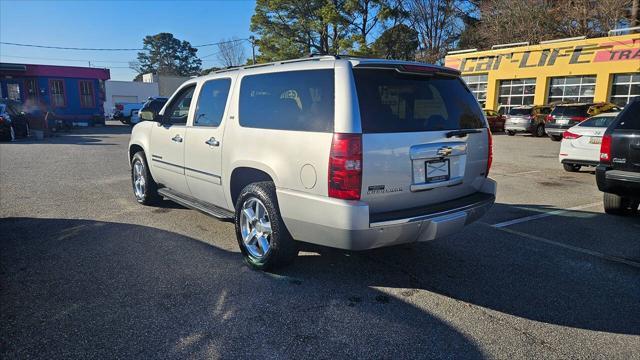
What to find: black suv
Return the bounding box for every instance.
[596,97,640,215]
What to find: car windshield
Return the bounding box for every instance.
[551,105,590,117]
[353,69,484,133]
[578,116,617,128]
[509,108,531,116]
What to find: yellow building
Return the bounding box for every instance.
[444,32,640,114]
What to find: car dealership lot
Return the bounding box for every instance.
[1,124,638,359]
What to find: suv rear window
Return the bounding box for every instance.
[239,69,334,132]
[551,105,590,117]
[509,108,532,116]
[353,69,484,133]
[578,115,617,128]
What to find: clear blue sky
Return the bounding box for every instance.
[0,0,256,80]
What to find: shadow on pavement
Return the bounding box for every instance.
[0,217,484,359]
[3,124,131,146]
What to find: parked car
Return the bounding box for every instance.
[0,100,30,141]
[135,97,168,125]
[546,102,619,141]
[484,109,505,132]
[558,112,620,172]
[129,56,497,270]
[596,97,640,215]
[113,102,144,124]
[504,105,553,137]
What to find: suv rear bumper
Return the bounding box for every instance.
[596,165,640,199]
[277,178,497,250]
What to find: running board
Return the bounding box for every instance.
[158,188,234,220]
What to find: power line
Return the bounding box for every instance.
[0,54,132,64]
[0,38,251,51]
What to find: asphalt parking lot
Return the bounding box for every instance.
[1,124,638,359]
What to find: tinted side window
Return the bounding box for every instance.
[165,86,195,125]
[239,70,334,132]
[149,99,166,114]
[616,100,640,130]
[354,69,484,133]
[195,79,231,127]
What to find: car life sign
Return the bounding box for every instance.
[444,34,639,73]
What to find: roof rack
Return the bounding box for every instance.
[213,55,335,74]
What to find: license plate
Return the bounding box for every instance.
[589,137,602,144]
[426,159,450,182]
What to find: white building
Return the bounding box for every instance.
[142,73,190,97]
[104,80,159,116]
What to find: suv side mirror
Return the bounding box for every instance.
[140,110,160,122]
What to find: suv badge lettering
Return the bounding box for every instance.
[613,158,626,164]
[367,185,403,195]
[437,147,453,157]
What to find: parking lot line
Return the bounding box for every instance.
[493,226,640,269]
[491,202,602,228]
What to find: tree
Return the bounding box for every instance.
[551,0,633,38]
[345,0,394,55]
[216,38,247,67]
[407,0,462,63]
[371,23,419,59]
[131,33,202,79]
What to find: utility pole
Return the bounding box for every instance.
[249,36,256,65]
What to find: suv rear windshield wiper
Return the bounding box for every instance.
[446,129,482,138]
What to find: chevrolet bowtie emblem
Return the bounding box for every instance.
[437,147,453,157]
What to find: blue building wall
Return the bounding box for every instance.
[0,63,109,126]
[0,77,105,126]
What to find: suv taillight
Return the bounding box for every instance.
[486,129,493,177]
[329,133,362,200]
[600,134,612,163]
[546,115,554,122]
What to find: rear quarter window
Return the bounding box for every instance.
[239,69,334,132]
[353,69,484,133]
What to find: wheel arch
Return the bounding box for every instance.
[229,165,278,210]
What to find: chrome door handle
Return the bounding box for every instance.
[205,137,220,146]
[171,134,183,143]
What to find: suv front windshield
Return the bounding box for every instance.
[353,69,484,133]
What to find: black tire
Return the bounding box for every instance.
[550,135,562,142]
[131,151,160,205]
[563,163,581,172]
[603,192,634,215]
[234,181,298,271]
[507,131,515,136]
[0,128,11,142]
[534,124,545,137]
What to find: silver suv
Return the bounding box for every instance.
[129,56,497,270]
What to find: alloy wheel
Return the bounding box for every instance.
[133,160,146,200]
[240,197,272,259]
